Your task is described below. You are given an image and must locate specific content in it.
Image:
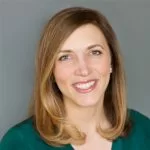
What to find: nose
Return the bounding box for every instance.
[75,57,91,77]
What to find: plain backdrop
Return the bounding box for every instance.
[0,0,150,139]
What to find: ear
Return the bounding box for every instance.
[110,67,112,73]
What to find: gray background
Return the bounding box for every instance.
[0,0,150,139]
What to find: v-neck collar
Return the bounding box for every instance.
[63,137,122,150]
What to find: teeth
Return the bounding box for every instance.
[75,81,95,90]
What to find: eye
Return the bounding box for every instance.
[90,50,102,55]
[58,55,70,61]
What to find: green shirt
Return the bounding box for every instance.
[0,109,150,150]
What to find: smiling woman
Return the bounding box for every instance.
[0,6,150,150]
[54,24,112,109]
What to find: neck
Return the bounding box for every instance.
[64,100,107,135]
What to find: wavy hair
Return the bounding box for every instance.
[30,7,131,146]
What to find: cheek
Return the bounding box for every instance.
[90,52,111,75]
[94,60,111,75]
[53,64,73,85]
[100,64,110,74]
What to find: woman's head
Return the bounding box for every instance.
[33,7,129,146]
[54,23,112,109]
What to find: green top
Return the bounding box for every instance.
[0,109,150,150]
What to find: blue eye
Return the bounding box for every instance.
[58,55,70,61]
[91,50,102,55]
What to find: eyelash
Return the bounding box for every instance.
[58,50,102,61]
[90,50,102,55]
[58,55,70,61]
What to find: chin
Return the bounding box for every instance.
[75,97,102,108]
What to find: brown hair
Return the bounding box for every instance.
[31,7,131,146]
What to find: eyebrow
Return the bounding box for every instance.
[59,44,104,53]
[87,44,104,50]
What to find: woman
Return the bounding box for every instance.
[0,7,150,150]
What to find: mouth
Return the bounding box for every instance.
[72,79,98,94]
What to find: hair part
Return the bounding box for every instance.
[30,6,131,147]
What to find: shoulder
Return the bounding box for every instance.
[124,109,150,149]
[128,109,150,134]
[0,117,36,150]
[0,117,55,150]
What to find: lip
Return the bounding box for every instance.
[72,79,98,94]
[73,79,97,84]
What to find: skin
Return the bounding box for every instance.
[53,24,112,150]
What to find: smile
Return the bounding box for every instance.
[72,79,98,93]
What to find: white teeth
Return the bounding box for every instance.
[75,81,95,90]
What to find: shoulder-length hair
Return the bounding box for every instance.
[31,7,131,146]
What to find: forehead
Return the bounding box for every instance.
[60,24,109,51]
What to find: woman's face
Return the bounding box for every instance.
[53,24,112,108]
